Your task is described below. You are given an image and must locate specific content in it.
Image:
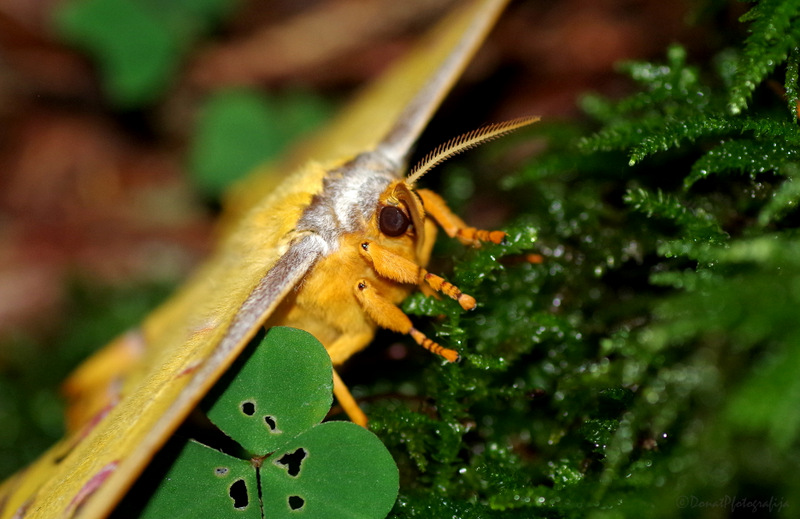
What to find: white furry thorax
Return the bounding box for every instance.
[297,151,404,249]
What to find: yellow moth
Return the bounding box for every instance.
[0,0,537,518]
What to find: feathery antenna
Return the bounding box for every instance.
[406,115,540,186]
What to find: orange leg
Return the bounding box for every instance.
[332,369,368,428]
[353,279,460,363]
[526,253,545,264]
[417,188,506,245]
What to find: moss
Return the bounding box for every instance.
[369,1,800,516]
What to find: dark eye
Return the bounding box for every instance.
[379,206,410,236]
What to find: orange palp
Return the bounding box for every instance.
[359,240,476,310]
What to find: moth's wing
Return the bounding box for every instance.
[223,0,509,223]
[1,216,326,519]
[60,330,147,433]
[0,0,509,517]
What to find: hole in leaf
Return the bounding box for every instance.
[214,467,229,477]
[288,495,305,510]
[264,415,283,434]
[241,401,256,416]
[229,479,249,510]
[274,448,307,477]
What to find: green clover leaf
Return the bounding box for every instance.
[118,327,398,519]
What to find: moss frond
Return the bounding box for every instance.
[728,0,800,114]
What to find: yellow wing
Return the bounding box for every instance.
[0,1,509,518]
[0,164,327,519]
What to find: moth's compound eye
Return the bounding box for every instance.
[379,206,410,236]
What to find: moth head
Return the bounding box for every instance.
[373,116,540,256]
[377,180,427,258]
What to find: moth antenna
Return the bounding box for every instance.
[406,115,540,186]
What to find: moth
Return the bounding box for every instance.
[0,0,537,518]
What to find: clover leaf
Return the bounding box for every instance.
[203,326,335,455]
[118,327,398,518]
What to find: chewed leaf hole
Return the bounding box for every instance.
[229,479,249,510]
[214,467,229,477]
[264,415,282,433]
[274,448,307,477]
[288,495,305,510]
[240,400,256,416]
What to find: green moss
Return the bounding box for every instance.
[370,1,800,516]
